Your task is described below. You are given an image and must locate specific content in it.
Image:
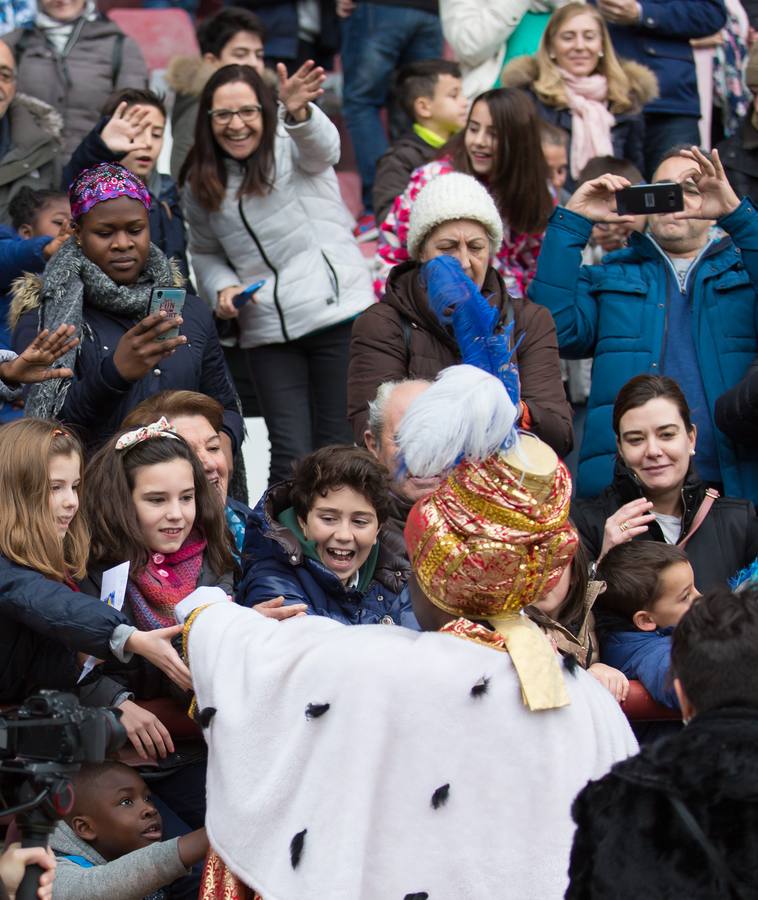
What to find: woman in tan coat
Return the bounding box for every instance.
[348,172,573,456]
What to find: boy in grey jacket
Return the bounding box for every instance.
[50,761,208,900]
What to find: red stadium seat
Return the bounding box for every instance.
[621,680,681,722]
[106,8,199,72]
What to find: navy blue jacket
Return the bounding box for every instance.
[598,616,678,709]
[594,0,726,117]
[0,553,129,702]
[529,199,758,501]
[13,292,243,454]
[237,482,418,628]
[61,120,191,281]
[0,224,49,349]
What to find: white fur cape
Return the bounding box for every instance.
[185,602,638,900]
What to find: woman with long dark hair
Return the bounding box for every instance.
[180,63,374,485]
[374,86,554,298]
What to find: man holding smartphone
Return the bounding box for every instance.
[530,146,758,505]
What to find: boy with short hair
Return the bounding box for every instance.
[61,88,190,281]
[50,761,208,900]
[373,59,468,225]
[540,121,569,200]
[167,7,266,180]
[596,541,699,708]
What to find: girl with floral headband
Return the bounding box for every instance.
[0,418,192,742]
[9,161,242,457]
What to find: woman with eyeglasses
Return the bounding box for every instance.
[180,63,374,486]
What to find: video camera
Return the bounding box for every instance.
[0,691,126,900]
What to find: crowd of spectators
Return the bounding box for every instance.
[1,0,758,898]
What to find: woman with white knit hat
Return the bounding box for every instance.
[348,171,573,458]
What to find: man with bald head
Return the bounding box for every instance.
[364,378,437,563]
[0,39,62,221]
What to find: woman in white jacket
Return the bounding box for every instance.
[181,63,374,484]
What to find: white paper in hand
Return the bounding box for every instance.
[78,561,130,683]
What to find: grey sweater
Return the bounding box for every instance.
[50,821,189,900]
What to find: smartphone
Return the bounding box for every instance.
[148,287,187,340]
[232,279,266,309]
[615,182,684,216]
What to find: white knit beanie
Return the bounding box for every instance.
[406,172,504,259]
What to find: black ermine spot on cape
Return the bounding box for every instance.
[404,893,429,899]
[562,655,579,676]
[198,707,216,727]
[470,676,490,698]
[290,828,307,869]
[431,784,450,809]
[305,702,330,719]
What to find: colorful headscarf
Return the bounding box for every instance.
[69,162,152,221]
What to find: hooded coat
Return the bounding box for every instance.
[500,55,659,189]
[0,93,62,224]
[572,459,758,591]
[347,261,573,456]
[237,481,417,627]
[4,12,148,158]
[566,707,758,899]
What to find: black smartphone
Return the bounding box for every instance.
[615,182,684,216]
[148,287,187,340]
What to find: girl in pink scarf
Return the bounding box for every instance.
[559,67,615,180]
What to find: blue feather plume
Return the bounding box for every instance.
[730,556,758,591]
[421,255,521,408]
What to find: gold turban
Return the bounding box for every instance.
[404,433,578,619]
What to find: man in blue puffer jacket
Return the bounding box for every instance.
[530,146,758,503]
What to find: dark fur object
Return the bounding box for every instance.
[471,676,490,697]
[431,784,450,809]
[305,702,330,719]
[198,707,216,727]
[289,829,307,869]
[562,654,579,676]
[403,894,429,899]
[566,708,758,898]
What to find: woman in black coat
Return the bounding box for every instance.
[572,375,758,591]
[11,162,242,455]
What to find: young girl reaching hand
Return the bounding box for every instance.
[0,418,191,717]
[84,418,238,691]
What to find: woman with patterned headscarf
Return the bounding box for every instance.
[10,162,242,456]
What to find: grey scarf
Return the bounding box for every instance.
[25,238,176,419]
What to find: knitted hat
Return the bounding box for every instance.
[407,173,503,259]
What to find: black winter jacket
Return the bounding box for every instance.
[373,131,437,225]
[566,707,758,899]
[0,554,130,702]
[61,119,191,282]
[715,358,758,445]
[572,459,758,590]
[12,291,242,455]
[719,117,758,209]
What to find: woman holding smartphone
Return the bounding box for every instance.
[11,162,242,456]
[181,63,374,485]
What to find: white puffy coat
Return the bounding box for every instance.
[184,103,374,348]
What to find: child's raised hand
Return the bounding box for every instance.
[101,100,152,156]
[0,325,78,386]
[117,698,175,761]
[254,596,308,619]
[277,60,325,122]
[125,624,193,692]
[588,662,630,703]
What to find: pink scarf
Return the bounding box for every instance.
[559,68,615,180]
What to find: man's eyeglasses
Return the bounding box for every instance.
[208,105,262,125]
[0,67,16,85]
